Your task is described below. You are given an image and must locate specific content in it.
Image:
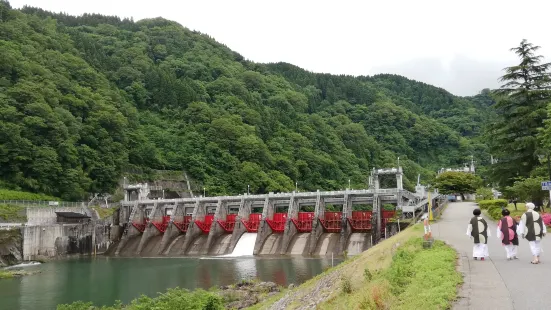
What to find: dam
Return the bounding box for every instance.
[113,166,439,257]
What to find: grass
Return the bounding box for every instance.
[57,288,224,310]
[0,189,59,201]
[0,270,40,279]
[0,270,15,279]
[91,206,117,219]
[0,204,27,222]
[249,224,462,310]
[506,203,526,220]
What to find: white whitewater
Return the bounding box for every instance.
[225,233,257,257]
[4,261,41,269]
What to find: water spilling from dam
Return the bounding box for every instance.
[225,233,257,257]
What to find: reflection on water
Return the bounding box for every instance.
[0,256,341,310]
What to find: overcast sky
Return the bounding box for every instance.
[9,0,551,96]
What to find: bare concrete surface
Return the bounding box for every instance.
[433,202,551,310]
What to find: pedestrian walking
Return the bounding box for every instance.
[496,209,519,260]
[467,208,490,260]
[518,202,547,264]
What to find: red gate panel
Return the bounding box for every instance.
[291,212,314,232]
[266,212,287,233]
[131,217,147,233]
[242,213,262,232]
[195,214,214,234]
[347,211,372,232]
[152,216,171,233]
[319,212,342,232]
[217,213,237,233]
[173,215,192,233]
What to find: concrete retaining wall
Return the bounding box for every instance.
[26,207,89,225]
[22,222,113,261]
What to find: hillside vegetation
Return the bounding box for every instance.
[0,1,492,200]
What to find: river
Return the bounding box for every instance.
[0,256,341,310]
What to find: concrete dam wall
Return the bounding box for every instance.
[112,186,421,258]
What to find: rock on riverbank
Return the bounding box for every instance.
[219,280,282,309]
[0,228,23,267]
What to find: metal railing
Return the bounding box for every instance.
[0,223,24,230]
[0,200,86,208]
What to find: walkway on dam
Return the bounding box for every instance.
[433,202,551,310]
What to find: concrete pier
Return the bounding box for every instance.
[137,202,159,255]
[114,203,143,256]
[254,195,290,255]
[279,194,298,255]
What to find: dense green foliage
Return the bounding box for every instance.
[488,40,551,189]
[475,187,494,201]
[505,177,547,206]
[478,199,509,220]
[433,171,482,199]
[0,204,26,222]
[0,189,58,201]
[0,2,490,199]
[57,288,224,310]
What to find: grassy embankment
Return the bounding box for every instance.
[0,189,59,222]
[0,269,39,279]
[250,224,462,310]
[0,189,59,201]
[0,204,26,223]
[91,206,118,219]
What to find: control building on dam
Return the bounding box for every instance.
[113,167,437,257]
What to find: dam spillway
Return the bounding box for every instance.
[113,167,436,258]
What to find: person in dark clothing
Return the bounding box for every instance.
[496,209,519,260]
[467,208,490,260]
[518,202,547,264]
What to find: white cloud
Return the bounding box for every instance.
[8,0,551,95]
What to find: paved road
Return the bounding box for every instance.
[432,202,551,310]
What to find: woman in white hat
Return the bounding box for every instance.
[518,202,547,264]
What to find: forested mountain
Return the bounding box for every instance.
[0,1,491,200]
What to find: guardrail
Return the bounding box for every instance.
[0,223,24,230]
[0,200,86,208]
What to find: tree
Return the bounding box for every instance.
[434,172,482,200]
[488,40,551,187]
[506,177,547,208]
[0,4,492,199]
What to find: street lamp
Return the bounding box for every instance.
[203,187,206,197]
[295,181,298,192]
[397,156,400,167]
[247,185,250,195]
[348,179,351,190]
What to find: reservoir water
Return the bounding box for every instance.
[0,256,341,310]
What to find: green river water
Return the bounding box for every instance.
[0,256,340,310]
